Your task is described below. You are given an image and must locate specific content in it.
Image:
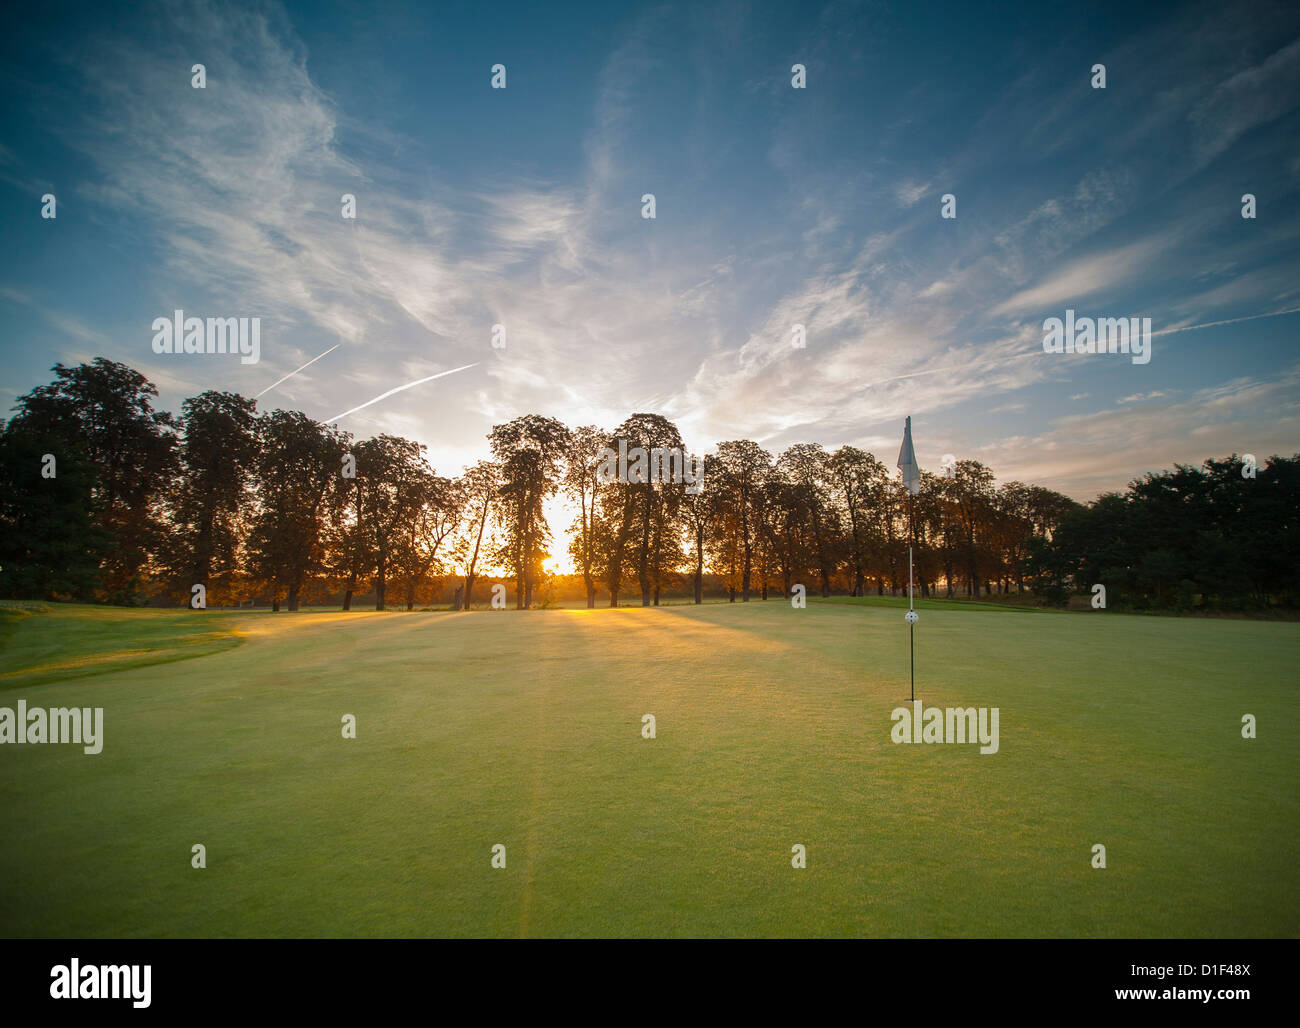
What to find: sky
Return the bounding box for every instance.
[2,0,1298,522]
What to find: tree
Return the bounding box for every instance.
[1253,455,1300,605]
[612,414,686,606]
[594,456,637,607]
[0,417,107,599]
[8,359,177,603]
[455,460,500,610]
[326,451,372,612]
[565,425,608,608]
[163,391,258,605]
[711,439,771,601]
[777,443,838,597]
[350,435,430,611]
[681,453,713,604]
[765,471,812,598]
[827,446,887,597]
[949,459,996,596]
[490,416,569,608]
[247,410,348,611]
[394,472,462,610]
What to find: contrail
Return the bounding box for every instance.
[859,350,1029,391]
[255,344,340,398]
[327,363,478,423]
[1150,306,1300,338]
[862,365,953,388]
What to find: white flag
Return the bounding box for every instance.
[897,416,921,495]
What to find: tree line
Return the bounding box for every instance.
[1,359,1294,612]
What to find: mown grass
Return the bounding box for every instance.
[0,599,1295,937]
[0,605,243,689]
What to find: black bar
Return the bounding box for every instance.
[0,939,1288,1015]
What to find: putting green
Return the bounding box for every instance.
[0,601,1295,937]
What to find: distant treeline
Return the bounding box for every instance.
[1,359,1295,613]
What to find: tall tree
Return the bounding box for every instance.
[490,416,570,609]
[828,446,888,597]
[8,359,177,603]
[681,453,713,604]
[766,472,812,598]
[0,417,107,600]
[165,391,258,604]
[565,425,607,608]
[247,411,348,611]
[611,414,686,607]
[595,458,637,608]
[394,471,462,610]
[325,451,371,612]
[455,460,500,610]
[778,443,838,597]
[949,459,996,596]
[352,435,429,611]
[711,439,771,601]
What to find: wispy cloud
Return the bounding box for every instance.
[3,0,1296,495]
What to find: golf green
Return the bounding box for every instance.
[0,601,1295,937]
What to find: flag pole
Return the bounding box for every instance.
[898,415,920,703]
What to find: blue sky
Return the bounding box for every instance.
[1,0,1298,500]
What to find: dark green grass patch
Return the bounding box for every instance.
[0,604,243,689]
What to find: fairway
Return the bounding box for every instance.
[1,602,1296,938]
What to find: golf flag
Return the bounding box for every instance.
[898,416,920,701]
[897,416,921,495]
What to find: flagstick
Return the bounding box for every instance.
[897,416,919,703]
[908,485,917,702]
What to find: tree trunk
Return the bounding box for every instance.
[464,497,488,612]
[638,484,652,607]
[741,505,752,601]
[694,526,704,604]
[580,491,596,610]
[609,496,632,608]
